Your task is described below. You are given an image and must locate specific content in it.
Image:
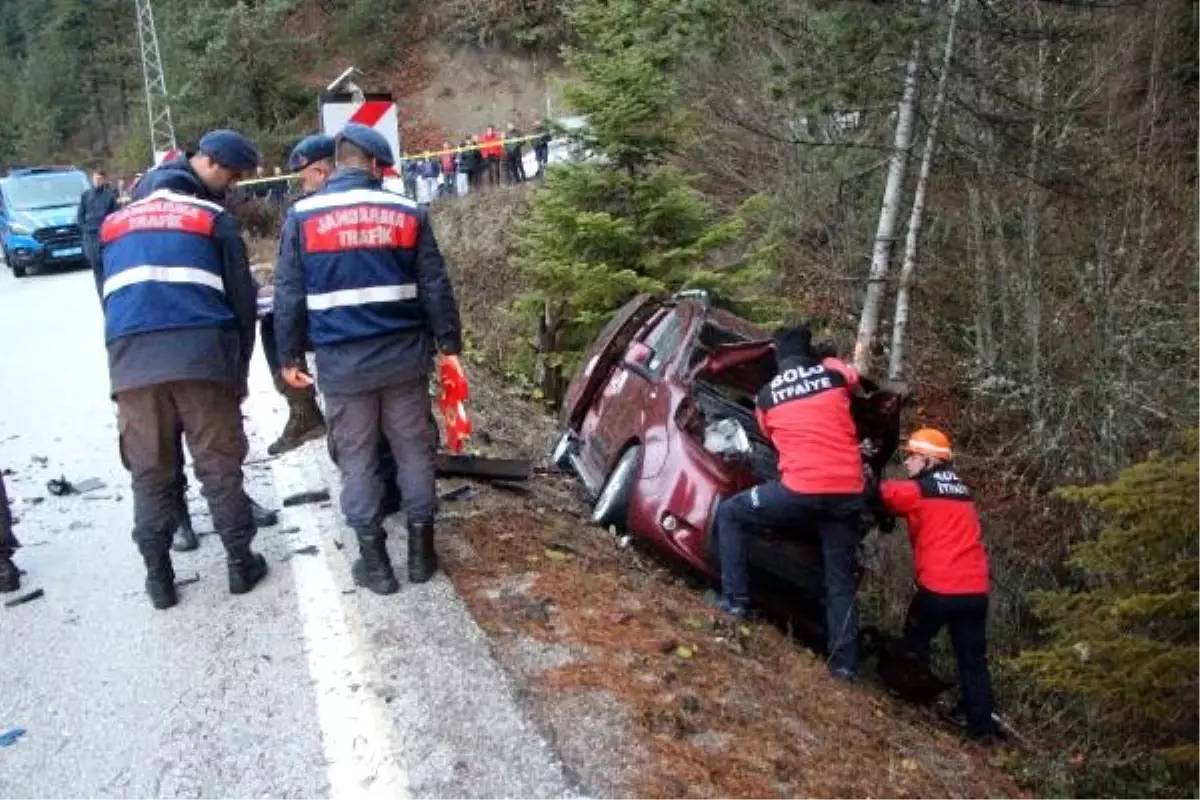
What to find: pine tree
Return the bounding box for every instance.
[511,0,776,405]
[1012,429,1199,794]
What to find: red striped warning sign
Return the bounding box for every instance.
[320,95,401,172]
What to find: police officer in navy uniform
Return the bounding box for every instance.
[100,129,269,609]
[261,135,334,457]
[132,137,279,552]
[274,123,463,595]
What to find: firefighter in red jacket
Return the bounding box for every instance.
[708,325,867,682]
[879,428,999,744]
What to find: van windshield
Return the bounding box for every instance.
[3,173,89,211]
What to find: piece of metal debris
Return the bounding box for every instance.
[175,575,201,588]
[279,526,301,535]
[73,478,107,494]
[46,477,75,496]
[30,455,48,467]
[440,485,473,502]
[4,588,44,608]
[282,489,331,507]
[292,545,319,556]
[0,728,26,747]
[435,454,531,482]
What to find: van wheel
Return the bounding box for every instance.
[12,263,26,278]
[590,445,641,529]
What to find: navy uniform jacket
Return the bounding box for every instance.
[273,167,462,396]
[99,157,257,396]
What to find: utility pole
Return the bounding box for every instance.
[133,0,177,164]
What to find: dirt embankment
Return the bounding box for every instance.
[437,364,1024,798]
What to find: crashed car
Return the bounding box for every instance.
[552,291,902,597]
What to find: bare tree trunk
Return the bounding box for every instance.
[1023,1,1048,430]
[968,183,996,372]
[852,40,922,375]
[537,300,567,408]
[887,0,964,385]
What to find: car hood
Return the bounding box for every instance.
[695,340,903,475]
[10,205,78,232]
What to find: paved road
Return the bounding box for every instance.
[0,262,571,799]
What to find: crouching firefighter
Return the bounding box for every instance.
[708,325,868,683]
[100,129,269,609]
[274,123,464,595]
[876,428,1000,745]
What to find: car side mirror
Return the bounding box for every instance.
[624,341,656,381]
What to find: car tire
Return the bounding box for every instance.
[590,444,641,529]
[12,261,26,278]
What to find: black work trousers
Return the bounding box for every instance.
[903,587,997,738]
[713,481,864,673]
[117,381,255,553]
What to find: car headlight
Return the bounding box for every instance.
[9,223,31,235]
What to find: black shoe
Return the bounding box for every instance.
[407,522,438,584]
[352,530,399,595]
[140,547,177,610]
[171,514,199,552]
[0,557,20,593]
[226,546,269,595]
[248,497,279,527]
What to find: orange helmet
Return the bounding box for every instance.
[904,428,953,460]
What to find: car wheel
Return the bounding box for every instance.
[12,261,26,278]
[590,444,641,529]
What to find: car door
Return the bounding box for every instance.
[560,293,660,430]
[579,305,692,484]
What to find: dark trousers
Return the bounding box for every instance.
[117,381,255,552]
[0,471,16,557]
[324,377,437,530]
[904,587,996,737]
[505,154,526,183]
[714,482,863,673]
[260,313,282,378]
[485,157,502,186]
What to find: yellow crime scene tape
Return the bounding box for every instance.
[236,133,550,188]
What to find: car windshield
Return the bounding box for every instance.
[3,173,88,211]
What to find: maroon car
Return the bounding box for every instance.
[552,291,902,595]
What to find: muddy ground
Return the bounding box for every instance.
[431,365,1025,798]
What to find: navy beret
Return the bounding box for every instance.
[336,123,395,168]
[288,134,336,171]
[198,129,260,172]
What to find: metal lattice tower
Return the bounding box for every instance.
[133,0,177,159]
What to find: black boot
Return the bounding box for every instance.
[0,556,19,593]
[140,545,178,610]
[248,496,279,527]
[352,529,399,595]
[171,496,198,552]
[407,522,438,584]
[226,543,268,595]
[268,386,327,456]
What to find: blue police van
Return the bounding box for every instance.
[0,166,90,278]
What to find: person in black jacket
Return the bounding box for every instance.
[78,169,119,275]
[504,123,526,183]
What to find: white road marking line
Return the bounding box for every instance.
[244,389,409,800]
